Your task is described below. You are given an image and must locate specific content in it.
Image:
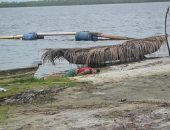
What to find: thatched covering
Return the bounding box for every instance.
[42,35,166,67]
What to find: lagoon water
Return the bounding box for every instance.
[0,2,169,76]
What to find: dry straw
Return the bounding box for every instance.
[42,35,166,67]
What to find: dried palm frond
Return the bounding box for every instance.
[42,35,166,67]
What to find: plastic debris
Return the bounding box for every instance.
[0,87,7,92]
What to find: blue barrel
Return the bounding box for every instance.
[75,31,98,41]
[22,32,38,40]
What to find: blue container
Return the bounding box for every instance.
[22,32,38,40]
[75,31,98,41]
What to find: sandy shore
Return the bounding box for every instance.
[73,57,170,84]
[1,57,170,130]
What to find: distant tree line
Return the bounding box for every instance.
[0,0,169,8]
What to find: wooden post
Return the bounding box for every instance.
[165,7,170,56]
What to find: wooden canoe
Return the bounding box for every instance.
[0,62,41,80]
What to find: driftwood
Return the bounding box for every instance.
[42,35,166,67]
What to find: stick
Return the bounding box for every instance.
[165,7,170,56]
[37,32,76,36]
[0,35,22,39]
[95,33,135,40]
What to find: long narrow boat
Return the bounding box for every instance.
[0,61,41,80]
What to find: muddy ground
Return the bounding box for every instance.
[1,57,170,130]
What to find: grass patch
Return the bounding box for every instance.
[0,75,78,98]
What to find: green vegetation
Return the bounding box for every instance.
[0,74,89,123]
[0,74,80,123]
[0,74,78,122]
[0,75,77,98]
[0,0,169,8]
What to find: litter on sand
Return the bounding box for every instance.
[0,87,7,92]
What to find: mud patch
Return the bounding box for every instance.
[1,87,65,104]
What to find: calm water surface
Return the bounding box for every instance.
[0,2,169,76]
